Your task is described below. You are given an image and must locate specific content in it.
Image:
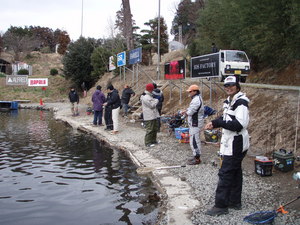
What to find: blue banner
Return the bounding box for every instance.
[117,51,126,67]
[129,47,142,65]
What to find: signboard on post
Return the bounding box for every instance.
[28,78,48,87]
[117,51,126,67]
[109,56,116,71]
[191,53,219,78]
[164,60,185,80]
[6,75,28,86]
[129,47,142,65]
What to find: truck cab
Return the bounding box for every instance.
[219,50,250,82]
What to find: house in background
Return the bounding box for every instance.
[12,61,32,75]
[0,58,12,74]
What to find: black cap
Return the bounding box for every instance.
[107,84,114,90]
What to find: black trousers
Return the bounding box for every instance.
[215,151,247,208]
[104,107,113,130]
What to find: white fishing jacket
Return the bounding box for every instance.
[212,91,250,156]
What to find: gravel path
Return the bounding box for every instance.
[150,131,300,225]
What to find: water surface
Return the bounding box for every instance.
[0,109,158,225]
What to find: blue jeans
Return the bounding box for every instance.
[93,110,103,125]
[122,103,130,116]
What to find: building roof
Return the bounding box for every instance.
[0,58,11,64]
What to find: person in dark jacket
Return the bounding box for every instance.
[91,85,106,126]
[104,92,113,131]
[152,83,164,132]
[211,43,219,53]
[103,85,121,134]
[121,84,135,117]
[68,86,79,116]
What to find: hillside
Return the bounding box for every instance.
[0,52,71,102]
[0,51,299,156]
[85,68,299,156]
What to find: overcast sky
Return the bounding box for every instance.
[0,0,179,41]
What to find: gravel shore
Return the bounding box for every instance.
[21,102,300,225]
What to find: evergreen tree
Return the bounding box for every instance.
[62,37,97,89]
[140,17,169,65]
[190,0,300,68]
[171,0,204,45]
[91,46,112,79]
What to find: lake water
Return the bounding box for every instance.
[0,109,158,225]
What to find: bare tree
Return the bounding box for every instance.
[106,17,118,38]
[115,0,134,50]
[3,31,38,61]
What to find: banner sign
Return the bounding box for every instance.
[129,47,142,65]
[28,78,48,87]
[117,51,126,67]
[6,75,28,86]
[191,53,219,78]
[109,56,116,71]
[164,60,185,80]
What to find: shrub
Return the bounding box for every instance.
[50,68,58,75]
[17,69,29,75]
[40,46,51,53]
[0,72,6,77]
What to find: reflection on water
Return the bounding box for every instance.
[0,110,158,225]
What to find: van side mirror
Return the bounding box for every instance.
[221,53,224,62]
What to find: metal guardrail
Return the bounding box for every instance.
[241,83,300,91]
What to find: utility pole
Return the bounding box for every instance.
[81,0,84,37]
[157,0,161,80]
[179,25,183,44]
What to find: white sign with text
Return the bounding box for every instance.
[28,78,48,87]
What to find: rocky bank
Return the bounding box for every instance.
[20,98,300,225]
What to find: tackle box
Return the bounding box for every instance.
[254,157,273,176]
[272,149,295,172]
[180,132,190,143]
[175,127,189,139]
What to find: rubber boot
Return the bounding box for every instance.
[205,206,228,216]
[188,155,201,165]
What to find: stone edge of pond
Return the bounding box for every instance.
[19,103,200,225]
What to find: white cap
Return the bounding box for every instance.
[224,76,238,86]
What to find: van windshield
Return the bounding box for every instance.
[226,51,248,62]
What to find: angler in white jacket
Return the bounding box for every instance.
[205,76,250,216]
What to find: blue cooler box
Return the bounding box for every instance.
[175,127,189,139]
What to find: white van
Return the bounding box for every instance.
[191,50,250,82]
